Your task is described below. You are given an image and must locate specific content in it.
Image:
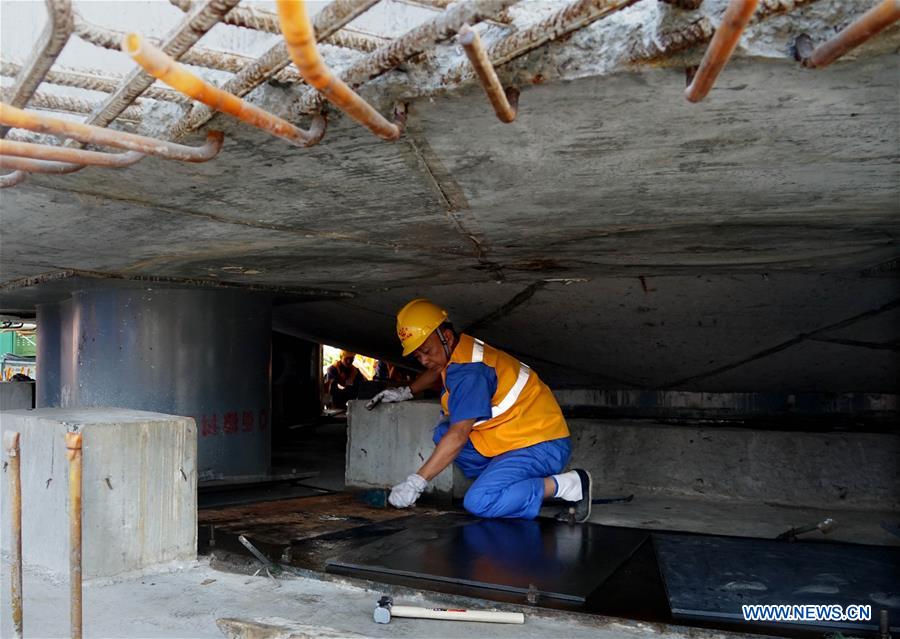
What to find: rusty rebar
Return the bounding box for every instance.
[10,91,144,122]
[458,25,518,122]
[800,0,900,68]
[277,0,401,140]
[124,34,326,147]
[1,0,74,138]
[627,17,715,62]
[684,0,760,102]
[1,60,190,104]
[169,0,388,51]
[0,102,224,162]
[0,156,83,174]
[83,0,242,128]
[291,0,520,117]
[167,0,378,140]
[2,0,73,108]
[0,172,27,188]
[66,431,83,639]
[5,432,23,638]
[441,0,639,87]
[1,139,144,167]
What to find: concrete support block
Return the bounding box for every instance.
[346,400,469,500]
[568,420,900,510]
[0,408,197,578]
[0,381,34,410]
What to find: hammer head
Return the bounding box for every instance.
[374,595,393,624]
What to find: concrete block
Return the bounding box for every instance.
[568,420,900,510]
[0,381,34,410]
[346,400,470,500]
[0,408,197,578]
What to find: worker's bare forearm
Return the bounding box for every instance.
[409,367,441,395]
[416,419,474,481]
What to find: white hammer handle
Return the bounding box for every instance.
[390,605,524,624]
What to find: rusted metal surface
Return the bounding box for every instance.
[459,25,518,123]
[659,0,704,9]
[0,171,27,188]
[277,0,401,140]
[292,0,519,117]
[82,0,242,128]
[66,431,83,639]
[0,102,224,162]
[125,34,326,147]
[684,0,760,102]
[168,0,378,140]
[0,139,144,167]
[800,0,900,69]
[5,432,23,638]
[0,60,189,104]
[441,0,640,86]
[8,91,145,122]
[169,0,388,52]
[0,155,84,174]
[627,17,715,62]
[2,0,73,110]
[753,0,822,19]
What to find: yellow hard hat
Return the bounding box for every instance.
[396,299,448,356]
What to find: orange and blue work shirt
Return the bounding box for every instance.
[440,333,570,457]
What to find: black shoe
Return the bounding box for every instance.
[555,469,592,524]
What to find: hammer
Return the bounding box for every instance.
[373,596,524,624]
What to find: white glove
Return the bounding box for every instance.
[365,386,413,410]
[388,473,427,508]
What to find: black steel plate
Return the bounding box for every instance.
[654,533,900,633]
[327,513,648,603]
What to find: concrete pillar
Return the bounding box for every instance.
[0,408,196,578]
[35,288,272,480]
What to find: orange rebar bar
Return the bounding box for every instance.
[66,431,83,639]
[0,155,84,174]
[0,171,27,188]
[276,0,401,141]
[684,0,759,103]
[0,139,145,167]
[122,34,326,147]
[0,102,223,162]
[5,432,23,639]
[803,0,900,68]
[458,25,519,123]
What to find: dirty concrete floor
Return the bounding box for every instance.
[1,558,763,639]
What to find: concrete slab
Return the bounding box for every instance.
[0,381,34,410]
[346,400,470,500]
[0,407,197,578]
[0,558,758,639]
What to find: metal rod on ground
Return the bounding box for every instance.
[458,25,518,123]
[684,0,760,102]
[276,0,402,140]
[0,102,225,163]
[0,139,144,167]
[5,432,23,638]
[0,0,74,138]
[123,34,326,147]
[66,431,83,639]
[374,596,524,624]
[167,0,379,140]
[0,171,27,188]
[800,0,900,69]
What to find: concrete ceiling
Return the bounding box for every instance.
[1,7,898,392]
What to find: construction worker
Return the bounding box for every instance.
[325,350,362,409]
[366,299,592,521]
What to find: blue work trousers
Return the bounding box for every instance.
[433,420,571,520]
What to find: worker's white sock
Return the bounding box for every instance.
[552,471,583,502]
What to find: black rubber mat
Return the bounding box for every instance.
[654,533,900,633]
[327,513,648,603]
